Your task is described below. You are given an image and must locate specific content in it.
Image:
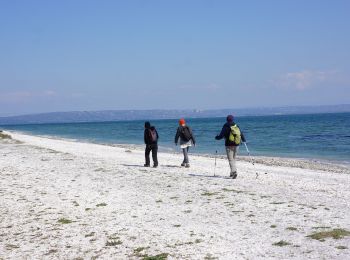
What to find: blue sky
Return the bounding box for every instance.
[1,0,349,116]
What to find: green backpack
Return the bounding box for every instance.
[228,124,241,145]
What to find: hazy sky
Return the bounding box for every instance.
[1,0,350,116]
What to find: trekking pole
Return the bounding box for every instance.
[214,150,217,176]
[243,142,259,178]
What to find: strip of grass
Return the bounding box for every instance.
[143,253,168,260]
[58,218,72,224]
[307,229,350,240]
[222,188,243,193]
[0,132,12,139]
[286,227,298,231]
[106,240,122,246]
[336,246,348,250]
[272,240,291,247]
[201,191,219,196]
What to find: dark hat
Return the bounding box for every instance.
[226,115,234,123]
[145,121,151,128]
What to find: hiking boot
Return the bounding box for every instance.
[185,163,190,168]
[230,172,237,179]
[181,162,186,167]
[144,164,150,167]
[153,164,158,168]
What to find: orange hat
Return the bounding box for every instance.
[179,118,186,125]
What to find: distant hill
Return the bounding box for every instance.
[0,104,349,125]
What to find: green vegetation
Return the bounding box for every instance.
[106,239,122,246]
[85,208,92,211]
[270,202,285,205]
[6,244,19,250]
[286,227,298,231]
[143,253,168,260]
[45,249,58,255]
[204,254,218,260]
[173,224,181,228]
[0,132,12,139]
[222,188,243,193]
[85,232,95,237]
[272,240,291,247]
[155,199,162,203]
[336,245,348,250]
[201,191,219,196]
[58,218,72,224]
[134,246,150,253]
[72,201,79,206]
[270,225,277,228]
[96,203,107,207]
[312,226,331,229]
[307,229,350,241]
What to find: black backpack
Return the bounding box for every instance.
[181,126,192,142]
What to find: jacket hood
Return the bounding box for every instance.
[224,122,235,127]
[145,121,151,129]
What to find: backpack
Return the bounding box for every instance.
[149,128,158,142]
[228,124,241,145]
[181,126,192,142]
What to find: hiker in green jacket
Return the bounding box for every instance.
[215,115,246,179]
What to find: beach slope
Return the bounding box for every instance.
[1,132,349,259]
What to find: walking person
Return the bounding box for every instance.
[175,118,196,168]
[215,115,246,179]
[144,121,159,168]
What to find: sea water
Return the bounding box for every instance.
[2,113,350,163]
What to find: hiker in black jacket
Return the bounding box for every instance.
[144,121,159,168]
[215,115,246,179]
[175,118,196,168]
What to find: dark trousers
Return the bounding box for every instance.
[145,144,158,166]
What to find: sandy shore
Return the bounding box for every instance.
[1,131,350,259]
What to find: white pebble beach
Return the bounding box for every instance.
[1,131,350,259]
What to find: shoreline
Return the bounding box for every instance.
[4,130,350,174]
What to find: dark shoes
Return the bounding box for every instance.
[181,163,190,168]
[230,172,237,179]
[144,164,158,168]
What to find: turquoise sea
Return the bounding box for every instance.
[2,113,350,164]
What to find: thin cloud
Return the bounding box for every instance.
[272,70,338,90]
[0,90,57,103]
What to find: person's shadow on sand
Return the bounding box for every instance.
[163,164,182,168]
[121,164,182,168]
[121,164,146,168]
[188,173,231,179]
